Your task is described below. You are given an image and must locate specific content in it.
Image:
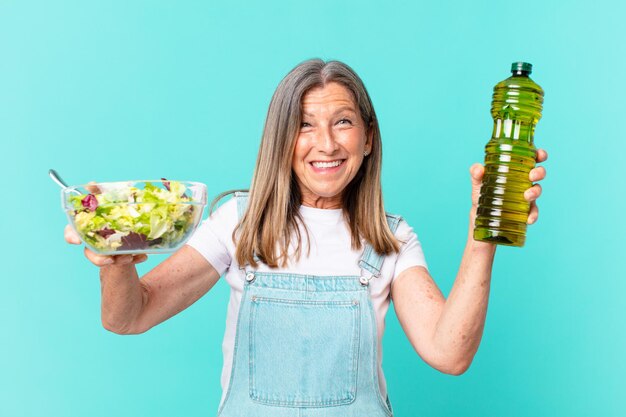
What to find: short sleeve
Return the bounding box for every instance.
[185,197,237,276]
[392,219,428,281]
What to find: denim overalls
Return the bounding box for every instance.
[217,192,399,417]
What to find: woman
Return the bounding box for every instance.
[65,59,548,416]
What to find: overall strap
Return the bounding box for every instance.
[358,213,402,286]
[234,191,250,221]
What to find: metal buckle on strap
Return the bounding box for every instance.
[359,267,382,286]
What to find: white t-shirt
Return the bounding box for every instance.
[186,197,428,404]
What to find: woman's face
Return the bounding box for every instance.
[292,82,372,209]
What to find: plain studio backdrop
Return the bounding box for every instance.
[1,1,624,416]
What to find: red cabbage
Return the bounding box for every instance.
[119,232,149,250]
[96,228,116,239]
[81,194,98,211]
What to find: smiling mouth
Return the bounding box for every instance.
[310,159,345,168]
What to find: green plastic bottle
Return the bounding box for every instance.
[473,62,544,247]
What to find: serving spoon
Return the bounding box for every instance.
[49,169,81,195]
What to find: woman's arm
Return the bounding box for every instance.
[391,149,547,375]
[66,226,220,335]
[99,245,221,335]
[390,215,496,375]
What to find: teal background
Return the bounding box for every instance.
[1,0,624,416]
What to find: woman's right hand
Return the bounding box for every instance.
[64,181,147,268]
[64,225,148,267]
[63,181,221,334]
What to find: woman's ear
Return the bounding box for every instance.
[365,124,374,155]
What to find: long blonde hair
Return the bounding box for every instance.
[212,59,400,268]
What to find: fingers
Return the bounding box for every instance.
[531,149,548,182]
[472,154,545,225]
[525,182,542,224]
[64,224,82,245]
[84,247,115,266]
[528,150,546,225]
[83,247,148,268]
[132,254,148,265]
[529,166,546,182]
[524,183,542,202]
[469,163,485,207]
[470,163,485,189]
[527,202,539,224]
[536,148,548,163]
[85,181,101,194]
[469,163,484,182]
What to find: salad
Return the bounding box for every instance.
[67,179,201,253]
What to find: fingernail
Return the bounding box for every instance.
[103,258,114,265]
[115,256,126,264]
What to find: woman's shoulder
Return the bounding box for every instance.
[185,194,240,275]
[383,212,403,230]
[383,212,428,272]
[385,212,422,244]
[209,194,241,225]
[191,194,241,239]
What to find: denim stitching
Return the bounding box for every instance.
[217,283,250,417]
[357,214,401,279]
[253,297,359,306]
[250,273,367,292]
[251,272,364,280]
[235,192,248,220]
[367,293,393,417]
[223,193,398,414]
[350,293,362,404]
[248,297,360,407]
[248,293,257,403]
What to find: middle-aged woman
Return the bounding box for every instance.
[65,59,548,416]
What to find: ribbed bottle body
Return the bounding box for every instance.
[473,65,544,247]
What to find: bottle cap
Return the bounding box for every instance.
[511,62,533,75]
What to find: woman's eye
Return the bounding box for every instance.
[338,118,352,125]
[301,122,311,128]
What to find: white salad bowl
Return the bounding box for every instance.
[62,180,207,255]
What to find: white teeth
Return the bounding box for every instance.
[312,160,342,168]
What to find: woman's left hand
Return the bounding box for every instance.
[470,148,548,224]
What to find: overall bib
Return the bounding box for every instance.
[217,193,399,417]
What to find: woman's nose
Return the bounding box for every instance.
[317,127,339,154]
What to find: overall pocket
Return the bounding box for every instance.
[249,296,360,407]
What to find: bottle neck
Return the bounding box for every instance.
[512,71,530,77]
[492,118,537,143]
